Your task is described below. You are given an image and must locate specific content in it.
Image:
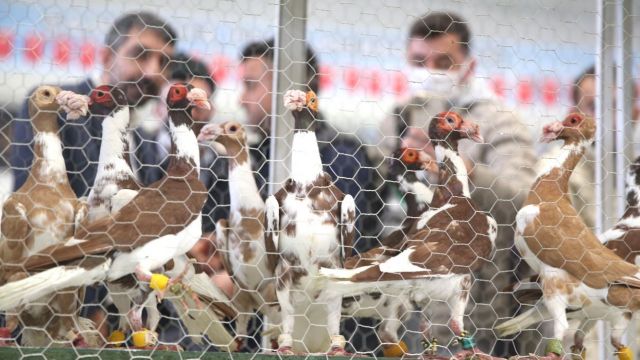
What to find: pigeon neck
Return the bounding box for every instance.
[31,109,60,134]
[32,132,66,183]
[534,140,588,198]
[398,174,433,217]
[167,121,200,177]
[228,156,263,212]
[293,108,316,132]
[97,106,133,173]
[291,130,323,184]
[431,144,469,206]
[223,140,250,171]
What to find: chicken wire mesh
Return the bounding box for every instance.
[0,0,638,359]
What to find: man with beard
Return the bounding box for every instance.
[11,11,176,193]
[8,11,179,347]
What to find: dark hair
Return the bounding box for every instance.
[240,38,319,93]
[571,65,595,106]
[170,53,216,94]
[409,11,471,55]
[105,12,177,52]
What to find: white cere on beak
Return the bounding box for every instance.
[56,91,90,120]
[283,90,307,111]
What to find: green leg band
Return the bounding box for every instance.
[460,334,476,350]
[545,339,564,356]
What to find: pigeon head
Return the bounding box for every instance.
[389,147,439,180]
[89,85,127,116]
[541,113,595,146]
[167,83,211,128]
[198,121,247,157]
[428,111,483,150]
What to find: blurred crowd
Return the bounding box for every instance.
[6,9,640,356]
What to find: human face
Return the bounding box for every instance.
[239,57,273,131]
[190,77,215,135]
[574,76,640,123]
[575,76,596,118]
[407,33,468,72]
[102,27,174,106]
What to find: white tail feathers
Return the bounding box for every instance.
[319,266,370,280]
[189,272,231,304]
[168,273,235,351]
[0,260,111,310]
[495,302,551,336]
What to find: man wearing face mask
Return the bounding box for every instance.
[384,11,537,356]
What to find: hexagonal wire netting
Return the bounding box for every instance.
[0,0,638,359]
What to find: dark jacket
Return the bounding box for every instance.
[12,78,167,197]
[199,119,380,249]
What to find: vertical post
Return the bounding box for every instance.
[264,0,308,350]
[614,0,633,215]
[269,0,309,195]
[614,0,635,353]
[595,0,616,359]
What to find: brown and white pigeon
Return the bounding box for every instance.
[321,112,497,359]
[341,147,439,357]
[264,89,356,355]
[198,120,281,350]
[510,113,640,360]
[0,86,95,347]
[0,84,208,322]
[497,153,640,360]
[84,85,139,223]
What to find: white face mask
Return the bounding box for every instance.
[406,63,469,99]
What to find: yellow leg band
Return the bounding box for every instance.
[383,340,409,357]
[149,273,170,291]
[132,329,157,348]
[108,330,126,346]
[617,346,632,360]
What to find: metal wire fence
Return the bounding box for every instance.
[0,1,638,359]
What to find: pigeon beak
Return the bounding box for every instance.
[197,123,222,143]
[418,152,439,174]
[459,120,484,143]
[192,99,212,111]
[540,121,563,143]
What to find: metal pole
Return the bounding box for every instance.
[264,0,308,350]
[614,0,635,354]
[614,0,633,217]
[595,0,616,359]
[269,0,309,195]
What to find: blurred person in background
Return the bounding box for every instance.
[382,11,537,356]
[7,12,221,349]
[238,39,373,202]
[12,11,176,192]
